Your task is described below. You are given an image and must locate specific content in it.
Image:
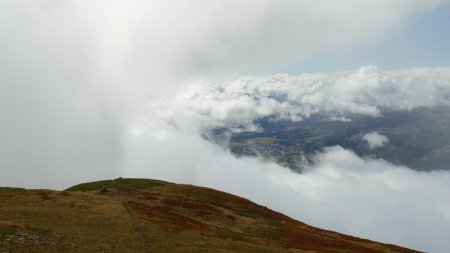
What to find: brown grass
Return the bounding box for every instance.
[0,178,422,253]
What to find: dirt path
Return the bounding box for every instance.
[123,201,151,253]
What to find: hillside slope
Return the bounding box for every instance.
[0,178,420,253]
[228,106,450,171]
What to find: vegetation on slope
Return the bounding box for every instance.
[228,106,450,171]
[66,177,170,192]
[0,178,421,253]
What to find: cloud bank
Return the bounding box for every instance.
[1,1,450,252]
[145,66,450,134]
[124,128,450,253]
[125,67,450,252]
[0,0,446,188]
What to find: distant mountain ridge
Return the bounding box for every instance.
[1,178,420,252]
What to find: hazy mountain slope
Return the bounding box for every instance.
[228,106,450,171]
[0,178,420,253]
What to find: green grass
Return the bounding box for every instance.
[216,229,245,241]
[234,209,255,218]
[35,190,55,200]
[0,187,28,196]
[58,191,71,196]
[65,177,171,192]
[188,190,216,205]
[30,227,52,235]
[0,224,16,236]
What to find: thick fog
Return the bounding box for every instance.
[1,1,450,252]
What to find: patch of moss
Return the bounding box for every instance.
[0,224,16,237]
[216,229,244,241]
[36,191,54,200]
[234,209,255,218]
[58,191,71,196]
[186,187,231,206]
[190,192,216,205]
[30,227,52,235]
[0,187,28,196]
[65,178,170,192]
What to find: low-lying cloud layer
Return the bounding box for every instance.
[125,125,450,253]
[145,66,450,133]
[125,67,450,253]
[1,1,450,252]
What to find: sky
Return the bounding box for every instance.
[1,1,450,252]
[281,2,450,73]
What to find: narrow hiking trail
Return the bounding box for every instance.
[123,202,151,253]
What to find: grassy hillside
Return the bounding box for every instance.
[0,178,420,253]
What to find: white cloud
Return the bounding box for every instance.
[122,66,450,252]
[363,132,389,149]
[124,126,450,253]
[147,66,450,133]
[1,1,450,252]
[0,0,447,188]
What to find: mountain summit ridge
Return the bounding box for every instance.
[0,178,420,253]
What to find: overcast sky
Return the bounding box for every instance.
[1,1,450,252]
